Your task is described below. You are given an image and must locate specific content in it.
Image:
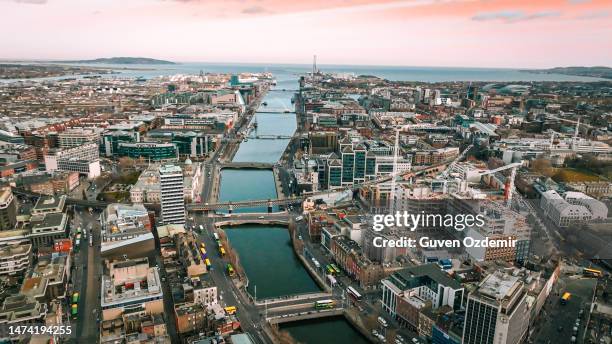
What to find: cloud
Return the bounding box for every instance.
[241,5,271,14]
[575,10,609,19]
[471,11,523,21]
[472,10,561,22]
[11,0,47,4]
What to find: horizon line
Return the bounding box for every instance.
[2,58,610,71]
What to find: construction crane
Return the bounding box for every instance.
[475,161,523,207]
[438,144,473,179]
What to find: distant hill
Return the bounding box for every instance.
[523,66,612,80]
[61,57,176,65]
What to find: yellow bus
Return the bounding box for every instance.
[561,292,571,305]
[205,259,211,268]
[584,268,603,278]
[224,306,237,315]
[220,247,226,257]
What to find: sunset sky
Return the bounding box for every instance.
[1,0,610,68]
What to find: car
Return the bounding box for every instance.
[258,216,265,219]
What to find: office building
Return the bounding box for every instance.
[462,272,530,344]
[160,164,185,225]
[44,143,101,179]
[117,142,178,162]
[0,187,17,231]
[58,128,99,148]
[101,258,164,321]
[382,264,464,323]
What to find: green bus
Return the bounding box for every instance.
[314,299,336,309]
[71,304,78,318]
[72,292,79,304]
[227,263,235,277]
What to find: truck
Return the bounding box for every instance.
[561,292,572,305]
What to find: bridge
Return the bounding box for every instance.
[256,111,294,114]
[191,158,453,212]
[219,162,275,169]
[188,198,301,212]
[248,135,293,140]
[213,212,291,227]
[266,308,344,325]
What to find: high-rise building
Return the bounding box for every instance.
[159,164,185,225]
[462,272,530,344]
[0,187,17,231]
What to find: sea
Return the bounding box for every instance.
[0,62,608,85]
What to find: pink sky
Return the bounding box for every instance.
[0,0,610,68]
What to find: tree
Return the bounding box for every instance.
[167,84,177,92]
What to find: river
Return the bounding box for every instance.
[216,76,373,342]
[218,81,319,296]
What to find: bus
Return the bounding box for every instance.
[583,268,603,278]
[347,286,362,301]
[213,233,220,241]
[200,242,205,249]
[314,300,336,309]
[205,259,211,268]
[331,264,341,275]
[71,304,78,318]
[199,225,204,231]
[224,306,237,315]
[72,292,79,304]
[227,264,235,277]
[200,247,207,259]
[220,247,226,257]
[76,227,82,235]
[326,265,335,275]
[561,292,571,305]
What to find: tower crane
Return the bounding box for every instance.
[438,144,473,179]
[475,161,523,207]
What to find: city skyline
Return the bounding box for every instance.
[1,0,611,68]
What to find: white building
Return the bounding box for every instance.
[44,143,101,179]
[564,191,608,219]
[540,190,592,227]
[0,242,31,276]
[159,164,185,225]
[58,128,100,148]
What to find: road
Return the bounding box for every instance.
[72,208,103,342]
[189,212,273,344]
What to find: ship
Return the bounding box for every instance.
[262,102,268,106]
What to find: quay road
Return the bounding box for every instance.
[187,212,273,344]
